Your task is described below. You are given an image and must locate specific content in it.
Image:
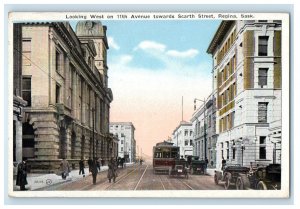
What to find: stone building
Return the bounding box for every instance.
[109,122,136,163]
[16,21,116,172]
[207,20,282,169]
[13,23,28,164]
[171,121,194,158]
[191,93,217,168]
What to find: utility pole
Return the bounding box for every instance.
[91,107,97,185]
[203,98,207,161]
[181,96,183,122]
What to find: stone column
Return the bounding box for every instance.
[74,127,82,159]
[31,112,60,172]
[15,119,23,163]
[66,127,72,159]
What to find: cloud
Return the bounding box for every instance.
[107,37,120,50]
[119,55,133,64]
[134,40,166,52]
[134,40,199,61]
[166,49,199,58]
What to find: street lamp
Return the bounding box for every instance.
[194,98,207,160]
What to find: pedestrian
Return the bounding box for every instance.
[120,157,124,168]
[16,160,28,191]
[97,157,101,172]
[107,157,117,183]
[60,158,70,180]
[221,157,226,171]
[79,158,85,177]
[88,157,93,173]
[101,159,105,167]
[205,157,209,174]
[91,158,98,185]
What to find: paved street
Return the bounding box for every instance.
[27,162,223,191]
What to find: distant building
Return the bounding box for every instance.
[15,21,115,172]
[207,20,282,168]
[171,121,194,158]
[191,93,217,167]
[109,122,136,163]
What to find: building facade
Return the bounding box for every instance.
[13,23,28,164]
[207,20,282,169]
[109,122,136,163]
[191,93,217,167]
[171,121,194,158]
[16,21,116,172]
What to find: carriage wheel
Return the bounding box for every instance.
[236,175,250,190]
[214,174,219,185]
[224,173,232,190]
[257,181,267,190]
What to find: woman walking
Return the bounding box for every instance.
[107,158,117,183]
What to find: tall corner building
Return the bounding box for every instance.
[109,122,136,163]
[15,21,116,172]
[207,20,282,169]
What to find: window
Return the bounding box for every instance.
[56,50,62,73]
[184,130,188,136]
[22,39,31,66]
[231,111,235,128]
[190,131,193,136]
[258,36,269,56]
[121,147,123,152]
[22,77,31,106]
[227,88,230,102]
[220,118,223,132]
[208,115,211,128]
[232,141,236,160]
[221,93,224,107]
[258,102,268,123]
[226,142,229,160]
[185,140,188,146]
[190,140,193,146]
[69,66,74,107]
[232,83,236,98]
[121,140,123,145]
[233,55,236,71]
[258,68,268,87]
[56,84,61,103]
[259,136,267,159]
[221,70,224,83]
[226,63,230,78]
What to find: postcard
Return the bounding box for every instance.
[8,12,289,198]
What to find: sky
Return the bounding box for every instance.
[72,20,221,158]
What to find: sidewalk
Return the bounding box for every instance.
[14,162,136,191]
[13,165,108,191]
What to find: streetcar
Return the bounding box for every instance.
[153,141,179,174]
